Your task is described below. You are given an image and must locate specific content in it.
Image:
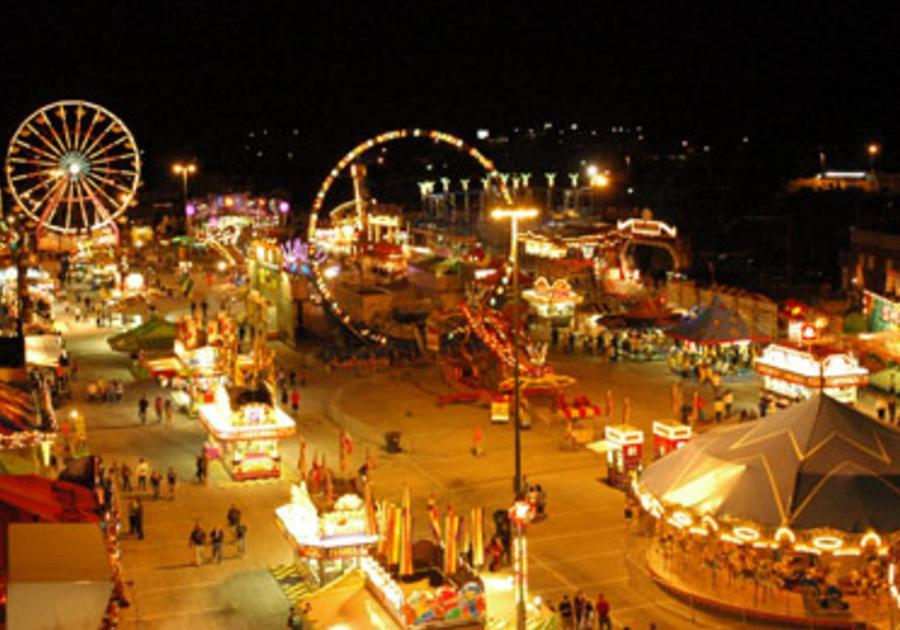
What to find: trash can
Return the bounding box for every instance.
[385,431,402,453]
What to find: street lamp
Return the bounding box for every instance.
[490,206,539,504]
[172,162,198,235]
[509,498,535,630]
[868,143,881,172]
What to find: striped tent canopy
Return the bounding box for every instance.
[666,296,769,346]
[0,381,56,449]
[639,394,900,533]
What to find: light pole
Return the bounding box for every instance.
[509,497,535,630]
[172,162,198,236]
[868,143,881,173]
[491,206,539,503]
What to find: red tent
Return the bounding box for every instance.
[0,475,99,524]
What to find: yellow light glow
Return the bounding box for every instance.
[732,526,760,542]
[868,143,880,156]
[590,173,610,188]
[491,207,540,221]
[860,531,881,549]
[812,535,843,552]
[775,526,796,545]
[671,510,693,528]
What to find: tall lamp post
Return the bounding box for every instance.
[490,206,539,502]
[492,205,539,630]
[868,143,881,174]
[172,162,198,236]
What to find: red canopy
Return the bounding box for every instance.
[0,475,99,523]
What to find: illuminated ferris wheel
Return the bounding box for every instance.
[5,100,140,236]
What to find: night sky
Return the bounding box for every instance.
[0,3,897,193]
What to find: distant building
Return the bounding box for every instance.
[844,226,900,295]
[788,171,900,194]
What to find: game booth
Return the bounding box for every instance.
[634,395,900,628]
[754,342,869,405]
[604,424,645,488]
[275,482,379,585]
[652,421,691,459]
[197,383,296,480]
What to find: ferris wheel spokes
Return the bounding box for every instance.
[6,100,140,238]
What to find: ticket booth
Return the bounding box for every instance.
[652,421,691,459]
[605,424,644,488]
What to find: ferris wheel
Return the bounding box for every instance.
[5,100,140,237]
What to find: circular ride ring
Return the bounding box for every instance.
[6,100,140,237]
[308,128,512,345]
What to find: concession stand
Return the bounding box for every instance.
[604,424,645,488]
[275,483,378,585]
[754,342,869,405]
[652,421,692,459]
[198,383,295,480]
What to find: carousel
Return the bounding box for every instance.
[633,394,900,627]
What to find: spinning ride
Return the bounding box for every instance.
[6,100,140,245]
[307,129,510,345]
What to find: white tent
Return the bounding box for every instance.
[7,523,113,630]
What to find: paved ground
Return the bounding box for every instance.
[55,267,843,630]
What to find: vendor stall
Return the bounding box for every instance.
[666,296,768,378]
[605,424,644,488]
[652,421,691,458]
[522,276,583,324]
[754,342,869,405]
[198,384,295,480]
[275,483,378,585]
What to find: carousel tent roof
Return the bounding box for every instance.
[666,296,769,345]
[639,395,900,533]
[107,316,176,353]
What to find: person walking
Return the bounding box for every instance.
[581,599,594,629]
[595,592,612,630]
[227,504,242,535]
[189,523,206,566]
[138,395,149,425]
[195,451,207,484]
[235,521,247,555]
[150,469,162,500]
[134,498,144,540]
[723,389,734,417]
[128,498,140,536]
[713,396,725,423]
[120,463,132,492]
[211,527,224,562]
[290,388,300,415]
[573,592,585,629]
[472,425,484,457]
[164,398,174,425]
[558,595,573,629]
[136,458,149,492]
[166,466,177,499]
[154,395,164,423]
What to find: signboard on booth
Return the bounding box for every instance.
[491,398,510,423]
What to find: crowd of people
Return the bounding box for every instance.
[668,342,756,380]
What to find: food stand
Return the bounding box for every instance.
[754,342,869,405]
[275,483,378,585]
[652,421,691,458]
[522,276,584,325]
[605,424,644,488]
[197,384,295,480]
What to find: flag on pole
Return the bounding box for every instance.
[427,493,442,542]
[471,507,484,568]
[400,486,413,576]
[443,510,460,576]
[605,389,614,419]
